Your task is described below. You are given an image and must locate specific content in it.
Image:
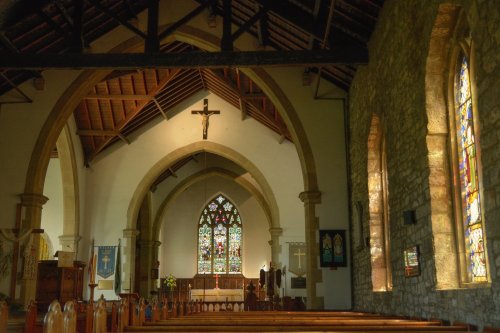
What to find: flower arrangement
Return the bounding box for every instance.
[164,273,177,291]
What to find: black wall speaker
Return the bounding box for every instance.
[403,210,416,225]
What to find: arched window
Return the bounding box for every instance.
[367,115,392,291]
[450,46,488,283]
[197,194,242,274]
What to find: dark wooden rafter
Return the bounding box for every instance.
[145,0,160,53]
[35,8,77,49]
[85,68,182,163]
[203,68,288,138]
[231,4,268,42]
[257,2,269,46]
[85,0,147,39]
[158,1,212,41]
[54,0,75,27]
[0,47,368,69]
[150,154,199,191]
[221,0,233,51]
[70,0,84,52]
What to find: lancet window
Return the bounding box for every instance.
[197,194,242,274]
[450,48,488,283]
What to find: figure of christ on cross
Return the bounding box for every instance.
[191,99,220,140]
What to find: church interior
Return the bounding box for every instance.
[0,0,499,331]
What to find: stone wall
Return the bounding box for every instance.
[349,0,500,328]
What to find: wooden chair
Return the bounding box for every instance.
[85,302,94,333]
[63,300,77,333]
[0,300,7,333]
[138,298,146,326]
[117,298,129,332]
[93,297,107,333]
[172,301,178,318]
[160,298,168,320]
[151,299,159,322]
[111,302,117,332]
[43,300,64,333]
[24,300,37,333]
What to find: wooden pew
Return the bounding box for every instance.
[0,300,7,333]
[118,298,130,332]
[43,300,64,332]
[63,300,77,333]
[94,297,107,333]
[25,300,38,333]
[123,311,472,333]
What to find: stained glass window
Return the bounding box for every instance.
[453,52,487,282]
[197,194,242,274]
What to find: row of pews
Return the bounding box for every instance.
[126,311,477,333]
[2,297,499,333]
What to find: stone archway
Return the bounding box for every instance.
[137,166,275,296]
[424,3,462,289]
[22,25,320,306]
[55,125,81,258]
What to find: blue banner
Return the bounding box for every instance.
[97,246,116,279]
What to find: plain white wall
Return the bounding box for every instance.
[266,67,351,309]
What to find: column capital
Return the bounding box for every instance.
[269,227,283,237]
[59,234,81,242]
[20,193,49,207]
[123,229,140,238]
[299,190,321,204]
[138,240,156,247]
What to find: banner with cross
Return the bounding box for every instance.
[97,246,116,279]
[288,242,306,277]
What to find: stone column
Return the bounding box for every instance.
[299,190,323,310]
[269,227,283,267]
[122,229,140,294]
[152,240,161,292]
[58,235,81,259]
[138,239,154,296]
[19,193,49,306]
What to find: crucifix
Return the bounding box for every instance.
[294,248,306,270]
[191,99,220,140]
[102,255,110,269]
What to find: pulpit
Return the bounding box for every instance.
[36,260,85,311]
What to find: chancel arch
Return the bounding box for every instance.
[137,167,279,293]
[21,21,318,305]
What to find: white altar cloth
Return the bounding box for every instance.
[191,289,244,302]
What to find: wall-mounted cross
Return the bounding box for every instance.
[294,248,306,270]
[191,99,220,140]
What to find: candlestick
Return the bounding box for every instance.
[90,254,97,284]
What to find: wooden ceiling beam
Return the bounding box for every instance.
[77,129,118,136]
[145,0,160,53]
[158,1,211,41]
[86,0,147,40]
[232,5,268,41]
[221,0,234,51]
[84,94,154,100]
[86,68,182,162]
[0,48,368,70]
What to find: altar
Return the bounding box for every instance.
[191,288,244,302]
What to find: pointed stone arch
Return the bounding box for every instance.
[22,24,319,305]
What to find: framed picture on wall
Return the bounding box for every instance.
[404,245,420,277]
[319,230,347,267]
